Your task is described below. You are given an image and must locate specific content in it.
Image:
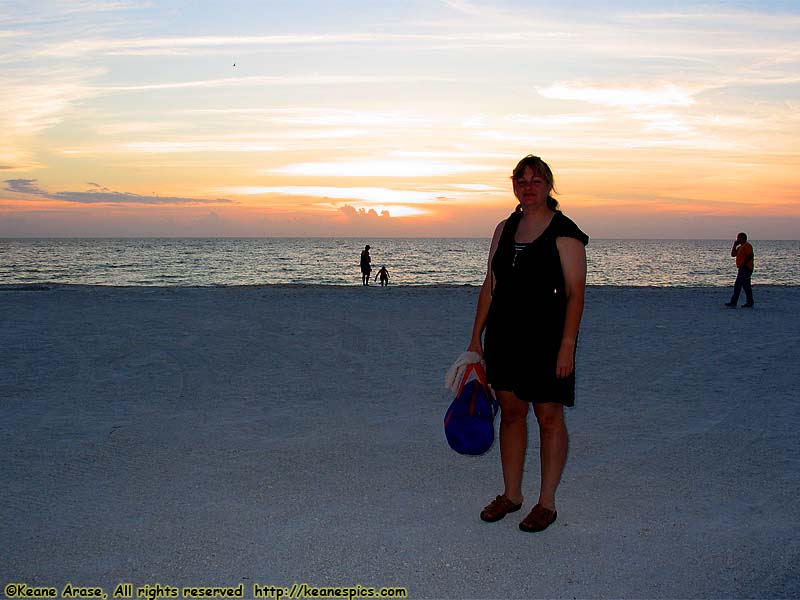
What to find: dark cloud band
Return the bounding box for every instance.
[4,179,232,205]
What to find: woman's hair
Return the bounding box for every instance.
[512,154,559,211]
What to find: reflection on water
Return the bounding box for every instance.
[0,238,797,287]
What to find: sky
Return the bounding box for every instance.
[1,0,798,239]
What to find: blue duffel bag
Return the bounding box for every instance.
[444,362,498,455]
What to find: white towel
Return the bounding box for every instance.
[444,351,484,392]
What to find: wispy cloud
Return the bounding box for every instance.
[439,0,486,18]
[76,141,281,154]
[4,179,232,205]
[186,107,428,127]
[38,34,395,58]
[630,112,697,135]
[55,0,151,14]
[225,186,461,205]
[438,0,573,33]
[0,68,100,133]
[37,31,572,58]
[390,149,514,160]
[94,120,190,136]
[473,128,736,152]
[621,9,800,28]
[448,183,503,191]
[99,74,477,93]
[0,30,29,39]
[0,67,101,168]
[62,130,368,155]
[273,110,427,127]
[537,82,701,109]
[507,113,603,127]
[0,2,150,35]
[268,160,496,177]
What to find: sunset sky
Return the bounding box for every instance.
[1,0,798,238]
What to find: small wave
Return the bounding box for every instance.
[0,283,55,291]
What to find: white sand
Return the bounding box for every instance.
[1,284,798,599]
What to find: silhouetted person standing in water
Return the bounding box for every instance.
[374,266,390,286]
[360,245,372,286]
[726,232,754,308]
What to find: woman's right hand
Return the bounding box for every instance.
[467,338,483,355]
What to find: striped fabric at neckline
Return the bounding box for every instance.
[513,242,530,266]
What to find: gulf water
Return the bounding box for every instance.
[1,238,797,287]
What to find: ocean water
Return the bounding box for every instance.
[0,238,797,287]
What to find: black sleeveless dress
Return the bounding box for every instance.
[483,210,589,406]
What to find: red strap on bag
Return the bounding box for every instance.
[455,362,490,399]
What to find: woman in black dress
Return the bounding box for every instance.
[467,155,588,532]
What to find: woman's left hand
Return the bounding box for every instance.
[555,344,575,378]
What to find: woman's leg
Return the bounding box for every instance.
[532,402,568,510]
[497,391,529,504]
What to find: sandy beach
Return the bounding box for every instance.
[1,284,798,599]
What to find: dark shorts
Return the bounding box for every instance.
[485,342,577,407]
[489,375,576,407]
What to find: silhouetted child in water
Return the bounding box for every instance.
[374,266,390,287]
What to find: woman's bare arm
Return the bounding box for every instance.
[555,236,587,378]
[468,220,505,354]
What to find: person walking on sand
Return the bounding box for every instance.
[467,154,588,533]
[725,232,754,308]
[360,245,372,286]
[374,266,390,287]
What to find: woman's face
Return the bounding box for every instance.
[513,165,551,209]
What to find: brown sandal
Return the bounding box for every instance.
[480,495,523,522]
[519,503,557,532]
